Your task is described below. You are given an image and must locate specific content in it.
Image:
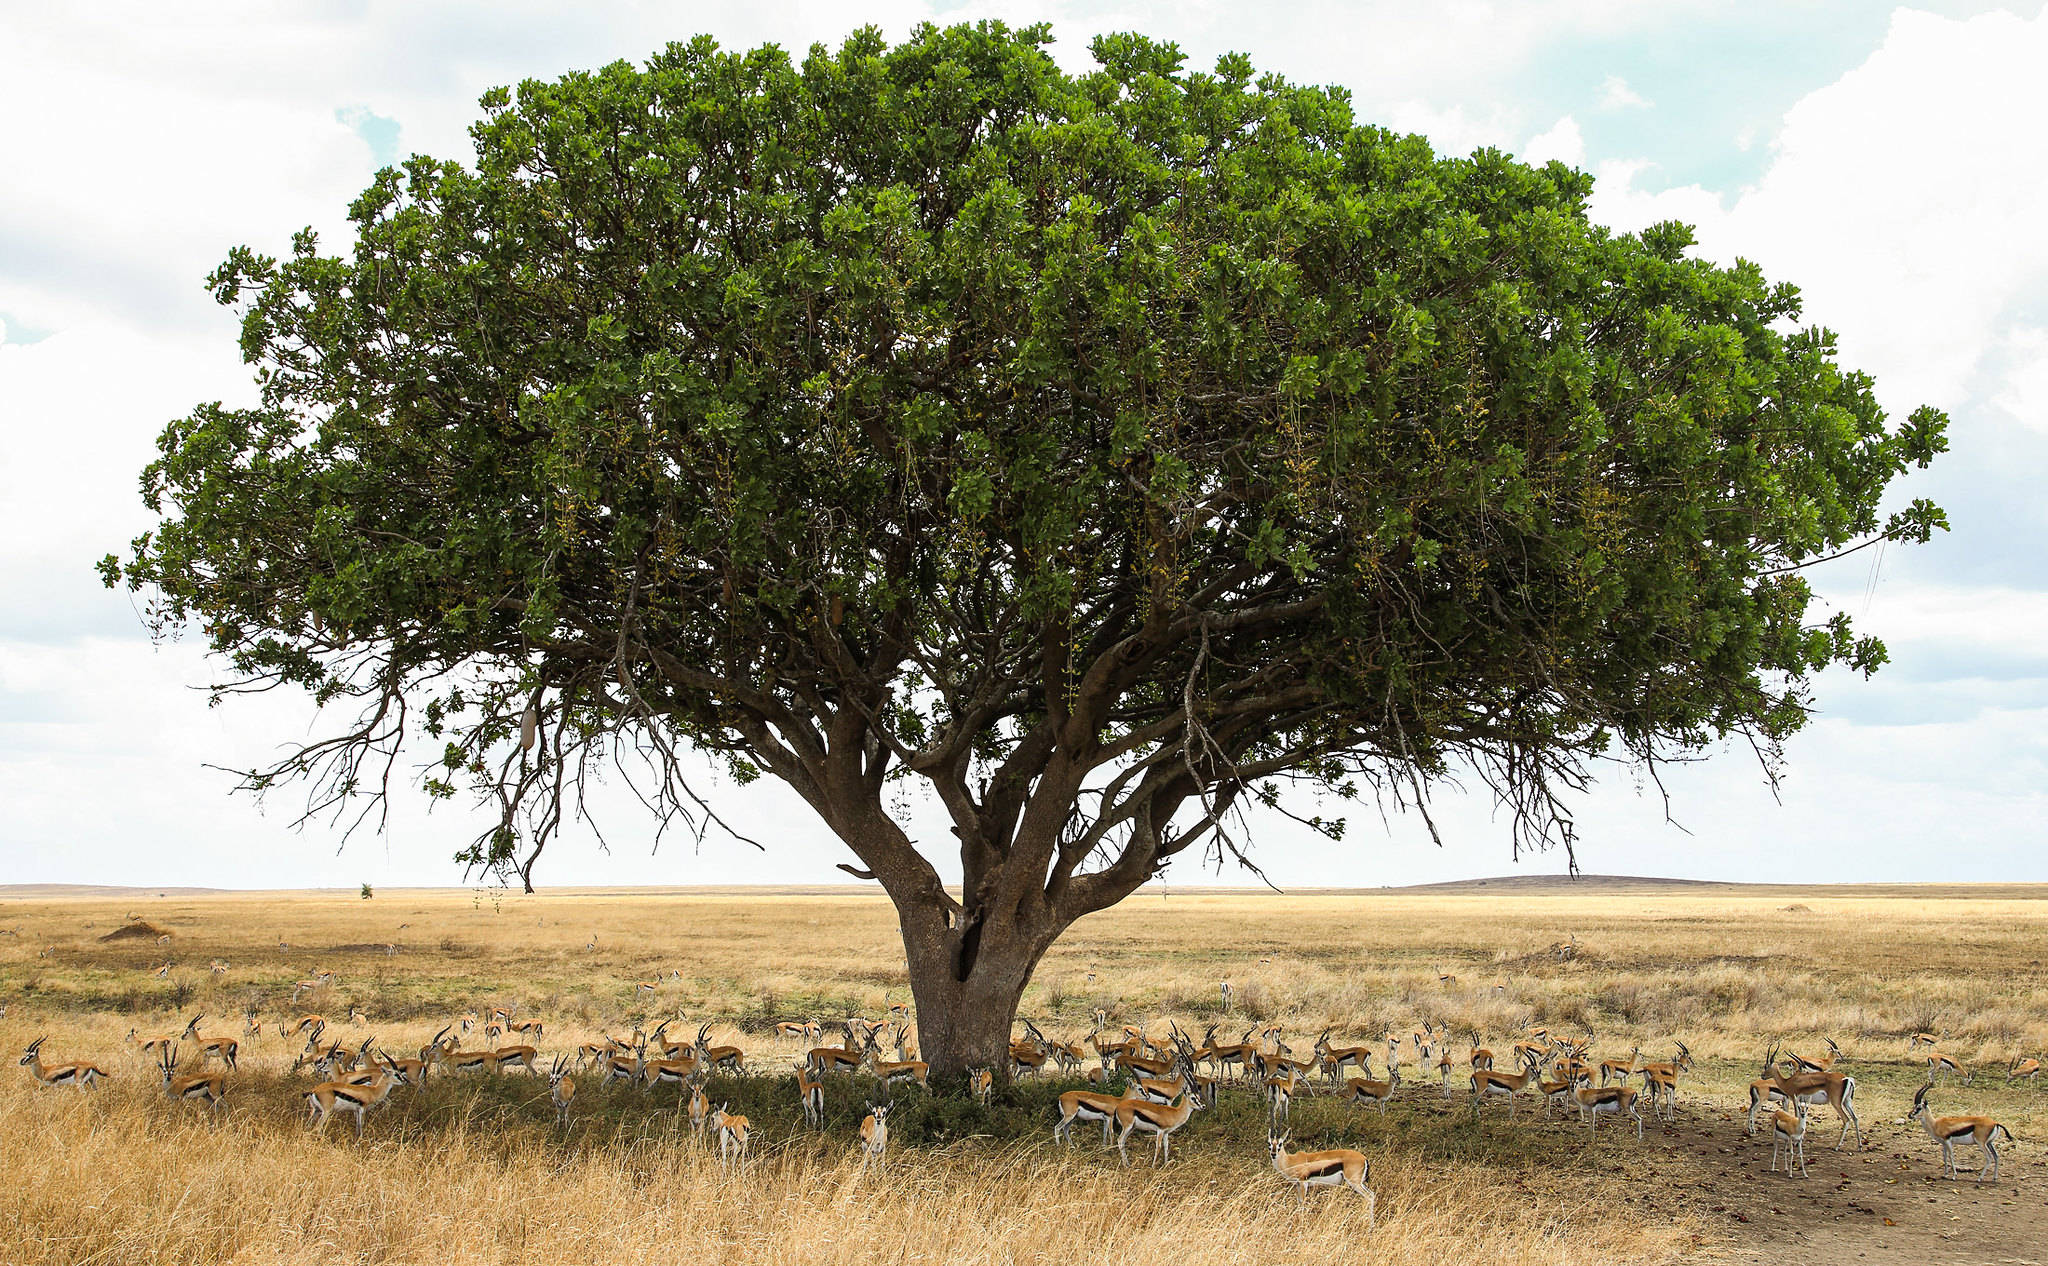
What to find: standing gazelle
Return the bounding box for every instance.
[180,1015,239,1070]
[1471,1052,1539,1118]
[1115,1090,1198,1166]
[1269,1132,1375,1228]
[20,1038,107,1091]
[794,1059,826,1128]
[547,1056,575,1131]
[1768,1099,1810,1178]
[709,1103,751,1167]
[858,1101,890,1170]
[1908,1083,2012,1183]
[304,1064,403,1139]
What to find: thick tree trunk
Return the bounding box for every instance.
[895,893,1055,1080]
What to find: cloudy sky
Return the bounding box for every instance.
[3,1,2045,892]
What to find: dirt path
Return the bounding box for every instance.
[1637,1096,2046,1264]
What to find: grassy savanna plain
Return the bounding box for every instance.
[2,883,2045,1265]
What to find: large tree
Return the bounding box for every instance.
[107,23,1946,1075]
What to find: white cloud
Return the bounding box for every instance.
[1993,326,2048,433]
[1587,7,2048,418]
[1598,74,1651,109]
[1524,116,1586,167]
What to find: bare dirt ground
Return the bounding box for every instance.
[1653,1091,2047,1264]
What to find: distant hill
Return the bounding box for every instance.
[1397,873,1725,893]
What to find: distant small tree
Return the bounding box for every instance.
[360,883,374,901]
[106,23,1946,1074]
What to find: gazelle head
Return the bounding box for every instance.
[547,1055,568,1088]
[1825,1037,1841,1059]
[182,1014,203,1038]
[1674,1040,1692,1070]
[20,1037,45,1065]
[1759,1043,1781,1078]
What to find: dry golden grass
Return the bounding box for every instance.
[3,883,2046,1264]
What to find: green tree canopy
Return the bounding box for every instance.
[107,21,1947,1072]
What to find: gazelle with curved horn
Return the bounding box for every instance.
[1315,1029,1376,1084]
[158,1044,227,1113]
[1748,1045,1862,1149]
[808,1024,866,1077]
[970,1066,993,1106]
[1114,1087,1199,1166]
[1269,1132,1375,1227]
[304,1063,403,1139]
[1200,1025,1259,1079]
[695,1023,745,1075]
[867,1024,929,1089]
[1907,1083,2013,1183]
[1471,1050,1540,1118]
[1785,1038,1841,1074]
[180,1015,240,1070]
[547,1055,575,1130]
[2007,1054,2041,1085]
[19,1038,107,1091]
[379,1027,450,1085]
[1011,1021,1054,1079]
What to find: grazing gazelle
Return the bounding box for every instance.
[158,1045,227,1113]
[1268,1132,1375,1228]
[773,1018,821,1044]
[304,1064,403,1139]
[2008,1054,2041,1085]
[1908,1083,2013,1183]
[1345,1040,1401,1114]
[20,1038,108,1091]
[858,1101,890,1170]
[546,1056,575,1130]
[1925,1050,1969,1084]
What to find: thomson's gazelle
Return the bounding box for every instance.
[1269,1132,1375,1228]
[1908,1083,2012,1183]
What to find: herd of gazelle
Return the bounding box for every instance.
[16,1009,2035,1199]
